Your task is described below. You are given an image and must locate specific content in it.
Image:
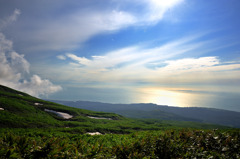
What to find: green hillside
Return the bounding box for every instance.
[52,100,240,128]
[0,85,240,158]
[0,85,157,134]
[0,85,228,134]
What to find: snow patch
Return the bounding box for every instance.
[0,108,4,111]
[18,94,23,96]
[44,109,73,119]
[34,103,43,106]
[87,132,102,135]
[87,116,112,120]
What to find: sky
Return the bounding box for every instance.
[0,0,240,112]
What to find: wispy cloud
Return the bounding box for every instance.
[61,34,204,70]
[23,9,137,52]
[6,0,184,52]
[57,55,66,60]
[114,0,184,24]
[0,9,20,29]
[66,53,91,66]
[56,34,240,86]
[141,0,184,23]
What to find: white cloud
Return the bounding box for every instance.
[2,1,184,52]
[114,0,184,24]
[146,57,240,84]
[142,0,184,23]
[0,15,61,97]
[164,57,220,71]
[0,33,27,81]
[91,55,105,59]
[24,9,136,52]
[57,55,66,60]
[56,35,240,86]
[17,75,62,97]
[62,34,205,71]
[150,0,183,7]
[66,53,91,66]
[9,51,30,74]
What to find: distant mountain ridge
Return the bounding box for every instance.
[50,100,240,128]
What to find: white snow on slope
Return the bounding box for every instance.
[87,116,112,120]
[34,103,43,106]
[44,109,73,119]
[87,132,102,135]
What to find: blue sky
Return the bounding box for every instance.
[0,0,240,111]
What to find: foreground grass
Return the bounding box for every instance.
[0,129,239,158]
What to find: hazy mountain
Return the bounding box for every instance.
[51,100,240,128]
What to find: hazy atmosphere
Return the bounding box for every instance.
[0,0,240,112]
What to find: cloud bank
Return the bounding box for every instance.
[0,10,61,97]
[1,0,184,52]
[56,34,240,86]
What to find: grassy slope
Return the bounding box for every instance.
[0,85,228,135]
[53,100,240,128]
[51,101,199,122]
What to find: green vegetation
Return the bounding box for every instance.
[0,85,226,133]
[0,85,239,158]
[0,129,239,158]
[55,100,240,128]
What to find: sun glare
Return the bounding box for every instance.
[151,0,183,7]
[139,87,197,107]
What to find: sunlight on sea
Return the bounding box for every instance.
[134,87,240,112]
[48,85,240,112]
[137,88,199,107]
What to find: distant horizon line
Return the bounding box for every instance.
[45,98,240,113]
